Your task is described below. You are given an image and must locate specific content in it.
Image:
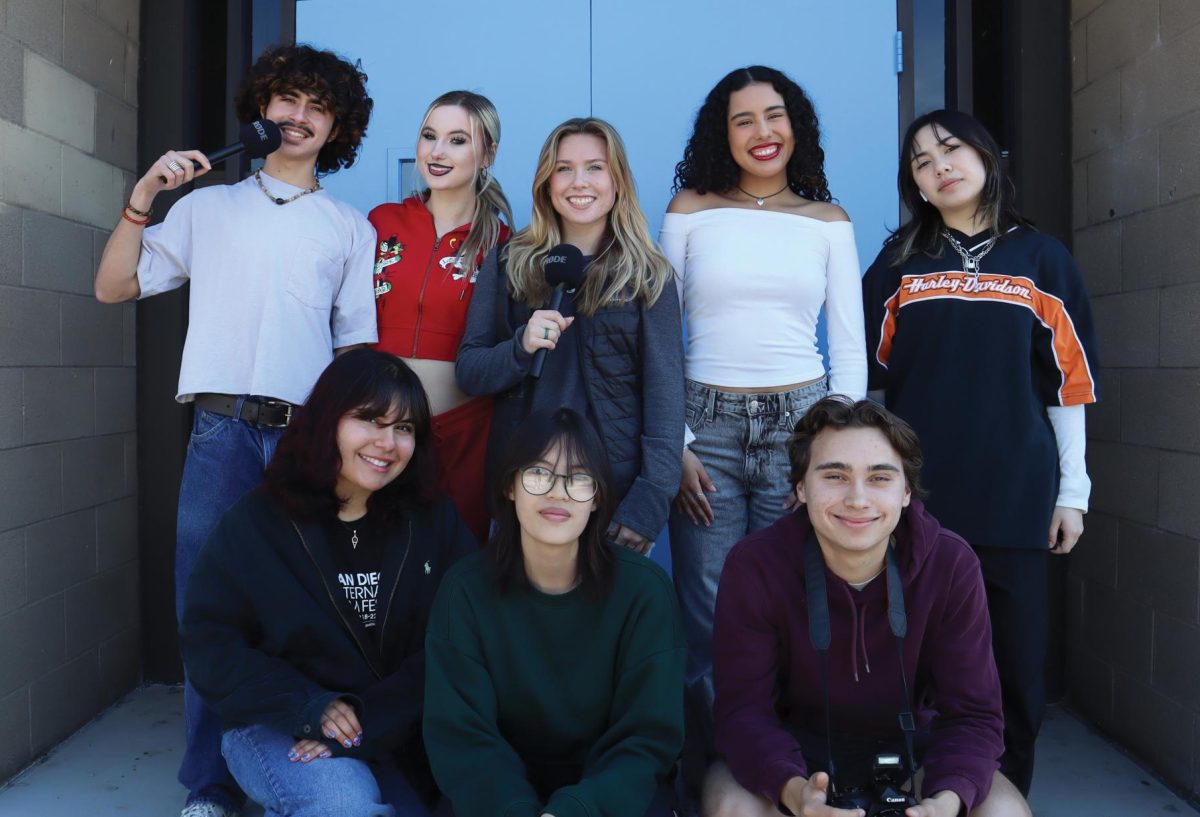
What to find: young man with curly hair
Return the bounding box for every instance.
[94,44,376,817]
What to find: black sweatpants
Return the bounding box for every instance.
[974,546,1049,797]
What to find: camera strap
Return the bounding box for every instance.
[804,530,919,796]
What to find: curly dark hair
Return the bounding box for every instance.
[261,349,437,522]
[234,43,373,175]
[672,65,831,202]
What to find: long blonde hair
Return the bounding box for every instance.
[505,118,672,316]
[419,91,513,272]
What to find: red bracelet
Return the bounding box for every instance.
[121,208,150,226]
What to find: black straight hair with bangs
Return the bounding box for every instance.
[885,109,1032,266]
[488,408,616,600]
[261,348,436,521]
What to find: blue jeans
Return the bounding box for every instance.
[668,378,827,796]
[176,406,284,810]
[222,725,432,817]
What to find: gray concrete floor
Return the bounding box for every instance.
[0,685,1195,816]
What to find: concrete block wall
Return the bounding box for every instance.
[0,0,141,784]
[1069,0,1200,798]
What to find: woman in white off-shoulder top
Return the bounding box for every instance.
[658,65,867,801]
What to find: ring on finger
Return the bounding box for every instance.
[543,326,550,340]
[167,160,184,173]
[694,492,704,501]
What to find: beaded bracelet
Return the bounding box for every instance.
[125,200,152,218]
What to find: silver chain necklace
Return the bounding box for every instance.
[941,229,998,275]
[338,518,360,550]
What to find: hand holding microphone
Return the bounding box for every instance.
[133,119,284,206]
[528,244,587,378]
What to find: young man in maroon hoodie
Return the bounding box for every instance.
[705,397,1030,817]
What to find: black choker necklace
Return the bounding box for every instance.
[737,182,790,207]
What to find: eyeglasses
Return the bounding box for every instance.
[519,466,598,502]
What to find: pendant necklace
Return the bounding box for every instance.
[737,182,790,207]
[255,169,321,206]
[941,229,999,275]
[339,518,360,550]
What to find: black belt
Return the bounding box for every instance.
[194,393,295,428]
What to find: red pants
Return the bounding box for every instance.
[432,395,493,544]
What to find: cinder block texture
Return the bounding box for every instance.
[0,443,63,531]
[0,119,62,214]
[25,508,97,602]
[23,51,94,153]
[94,92,135,172]
[1162,0,1200,37]
[63,2,125,99]
[1160,283,1200,367]
[22,208,95,295]
[1090,133,1160,223]
[97,0,138,42]
[1160,111,1200,204]
[98,626,139,704]
[1091,289,1158,367]
[1088,441,1158,527]
[1085,0,1159,81]
[0,688,32,784]
[1072,510,1119,588]
[5,0,63,62]
[95,496,135,570]
[0,285,59,366]
[0,31,23,126]
[1071,19,1087,93]
[29,649,101,757]
[0,530,25,616]
[1087,369,1119,442]
[0,368,21,449]
[1154,616,1200,707]
[64,563,137,657]
[1159,451,1200,538]
[62,434,127,512]
[1122,197,1200,290]
[1081,581,1155,682]
[61,293,124,366]
[1072,0,1104,23]
[1112,675,1196,790]
[22,367,95,444]
[1116,520,1199,624]
[1121,369,1200,454]
[62,146,122,229]
[1121,23,1200,137]
[94,366,135,434]
[0,203,19,286]
[1073,70,1121,159]
[0,597,65,699]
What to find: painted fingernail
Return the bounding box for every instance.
[287,750,298,760]
[301,753,311,761]
[353,734,362,746]
[324,729,335,739]
[343,739,353,748]
[319,750,331,758]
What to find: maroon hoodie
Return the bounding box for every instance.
[712,499,1002,812]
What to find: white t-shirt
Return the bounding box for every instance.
[137,173,378,404]
[659,208,867,397]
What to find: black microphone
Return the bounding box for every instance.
[530,244,587,379]
[160,119,282,181]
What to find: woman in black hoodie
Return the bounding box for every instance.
[180,348,474,817]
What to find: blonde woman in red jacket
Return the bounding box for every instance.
[370,91,512,542]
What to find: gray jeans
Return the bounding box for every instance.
[668,378,828,782]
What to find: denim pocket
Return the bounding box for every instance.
[684,402,706,429]
[190,407,231,443]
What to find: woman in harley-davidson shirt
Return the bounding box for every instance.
[369,90,512,542]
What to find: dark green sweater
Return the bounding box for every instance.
[423,546,685,817]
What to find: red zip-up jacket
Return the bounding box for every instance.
[369,196,506,361]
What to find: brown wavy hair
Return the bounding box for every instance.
[235,43,373,175]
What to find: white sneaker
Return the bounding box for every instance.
[179,802,240,817]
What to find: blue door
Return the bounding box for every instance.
[296,0,901,570]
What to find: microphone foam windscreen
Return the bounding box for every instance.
[543,244,587,289]
[240,119,283,159]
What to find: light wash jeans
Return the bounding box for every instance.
[176,406,284,810]
[668,378,828,796]
[222,724,431,817]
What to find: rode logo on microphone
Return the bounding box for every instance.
[545,255,568,265]
[253,121,268,141]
